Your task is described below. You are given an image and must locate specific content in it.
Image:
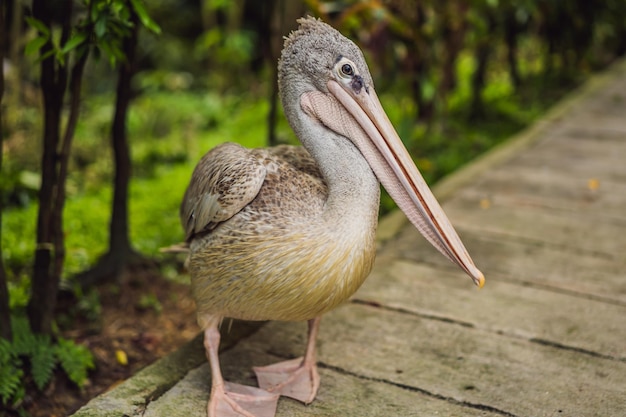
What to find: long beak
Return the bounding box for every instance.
[301,80,484,287]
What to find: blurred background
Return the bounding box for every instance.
[1,0,625,415]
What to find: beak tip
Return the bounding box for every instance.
[473,271,486,289]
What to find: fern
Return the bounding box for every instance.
[31,335,56,390]
[7,315,58,390]
[0,337,13,363]
[10,315,36,356]
[0,338,24,405]
[0,362,24,406]
[55,337,95,387]
[0,314,96,410]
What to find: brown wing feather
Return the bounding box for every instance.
[264,145,323,180]
[180,143,266,240]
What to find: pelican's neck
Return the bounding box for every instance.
[286,97,381,226]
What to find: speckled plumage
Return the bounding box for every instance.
[182,141,378,328]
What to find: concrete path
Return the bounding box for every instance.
[73,59,626,417]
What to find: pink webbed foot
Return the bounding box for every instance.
[253,357,320,404]
[253,318,323,404]
[208,382,279,417]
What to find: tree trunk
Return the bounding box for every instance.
[439,2,467,95]
[0,0,12,341]
[469,10,496,121]
[109,11,139,269]
[436,1,468,130]
[265,0,279,146]
[410,4,435,123]
[504,7,522,89]
[52,51,88,282]
[76,10,142,288]
[27,0,72,335]
[265,0,303,146]
[469,43,489,120]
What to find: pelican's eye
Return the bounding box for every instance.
[336,57,357,80]
[341,63,354,77]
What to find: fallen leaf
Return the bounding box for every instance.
[587,178,600,191]
[115,349,128,366]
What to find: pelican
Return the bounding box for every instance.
[180,17,484,417]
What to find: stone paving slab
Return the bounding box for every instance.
[358,259,626,358]
[73,58,626,417]
[143,342,503,417]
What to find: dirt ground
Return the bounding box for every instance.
[19,267,200,417]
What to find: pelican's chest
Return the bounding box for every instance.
[189,215,377,322]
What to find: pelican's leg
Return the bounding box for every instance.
[203,317,280,417]
[254,317,321,404]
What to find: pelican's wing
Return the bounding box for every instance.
[180,142,266,240]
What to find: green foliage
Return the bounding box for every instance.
[129,0,162,35]
[1,206,38,278]
[24,14,89,65]
[31,335,56,390]
[137,293,162,314]
[73,287,103,323]
[195,27,255,66]
[0,338,24,406]
[55,337,95,388]
[1,190,110,278]
[0,316,95,409]
[23,16,52,58]
[7,277,31,311]
[90,0,161,66]
[24,0,161,67]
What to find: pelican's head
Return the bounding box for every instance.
[279,17,373,98]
